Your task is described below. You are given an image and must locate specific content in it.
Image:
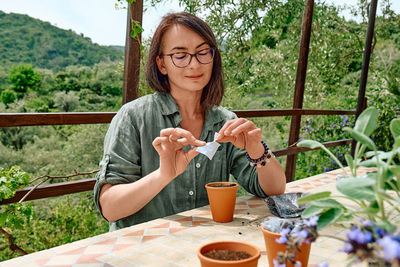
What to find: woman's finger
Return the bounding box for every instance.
[218,120,235,138]
[161,128,205,146]
[231,120,256,135]
[222,118,249,135]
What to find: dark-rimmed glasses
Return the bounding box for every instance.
[162,47,215,68]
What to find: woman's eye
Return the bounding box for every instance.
[174,54,187,60]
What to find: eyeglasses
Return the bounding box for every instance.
[162,47,215,68]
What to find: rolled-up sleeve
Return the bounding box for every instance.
[228,145,268,198]
[93,106,142,217]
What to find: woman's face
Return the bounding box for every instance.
[156,24,213,95]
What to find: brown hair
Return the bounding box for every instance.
[145,12,224,111]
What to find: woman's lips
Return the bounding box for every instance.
[186,74,203,79]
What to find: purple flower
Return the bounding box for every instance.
[341,242,354,253]
[377,236,400,262]
[273,259,286,267]
[305,216,319,227]
[360,219,375,228]
[294,229,309,239]
[317,263,329,267]
[276,228,290,244]
[346,228,373,244]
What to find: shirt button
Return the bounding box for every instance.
[195,163,201,168]
[189,191,194,196]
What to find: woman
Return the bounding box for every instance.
[94,12,286,231]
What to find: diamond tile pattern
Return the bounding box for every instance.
[0,167,377,267]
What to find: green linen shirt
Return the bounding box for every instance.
[93,92,267,231]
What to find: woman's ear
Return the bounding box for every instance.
[156,56,167,75]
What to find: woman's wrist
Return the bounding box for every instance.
[246,140,265,159]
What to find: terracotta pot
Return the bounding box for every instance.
[197,240,261,267]
[260,226,311,267]
[205,182,238,223]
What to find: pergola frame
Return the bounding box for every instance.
[0,0,378,205]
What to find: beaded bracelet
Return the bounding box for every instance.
[245,141,275,168]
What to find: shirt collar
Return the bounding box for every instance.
[155,92,225,129]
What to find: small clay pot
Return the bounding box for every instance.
[197,240,260,267]
[260,226,311,267]
[205,182,238,223]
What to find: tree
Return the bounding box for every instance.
[8,64,42,97]
[54,91,79,112]
[1,89,16,106]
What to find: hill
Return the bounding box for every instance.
[0,11,124,72]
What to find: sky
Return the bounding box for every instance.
[0,0,399,47]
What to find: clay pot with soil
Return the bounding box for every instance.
[205,182,238,223]
[197,240,260,267]
[260,225,311,267]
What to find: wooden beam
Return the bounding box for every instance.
[351,0,378,156]
[0,179,96,205]
[285,0,314,183]
[0,109,356,127]
[122,0,143,104]
[0,112,116,127]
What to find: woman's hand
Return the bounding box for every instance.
[217,118,264,158]
[152,128,206,180]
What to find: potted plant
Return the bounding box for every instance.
[271,107,400,266]
[197,240,261,267]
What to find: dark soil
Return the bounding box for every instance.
[209,183,236,187]
[203,249,251,261]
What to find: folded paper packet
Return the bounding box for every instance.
[264,192,308,218]
[195,132,221,160]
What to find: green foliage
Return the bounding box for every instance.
[54,91,79,112]
[298,107,400,232]
[1,89,16,105]
[8,64,42,97]
[0,166,30,201]
[0,11,123,73]
[0,192,108,261]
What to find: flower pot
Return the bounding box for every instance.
[260,226,311,267]
[197,240,261,267]
[205,182,238,223]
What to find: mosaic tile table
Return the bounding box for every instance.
[1,167,377,267]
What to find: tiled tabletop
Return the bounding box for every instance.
[0,167,377,267]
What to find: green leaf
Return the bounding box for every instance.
[390,119,400,139]
[302,205,324,218]
[297,140,323,149]
[297,191,331,204]
[359,159,378,167]
[353,107,378,136]
[311,199,346,209]
[317,208,344,229]
[344,127,376,150]
[336,177,376,201]
[345,154,354,170]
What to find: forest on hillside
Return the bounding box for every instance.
[1,0,400,261]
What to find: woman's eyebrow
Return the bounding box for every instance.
[169,42,209,52]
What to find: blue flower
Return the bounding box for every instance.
[317,263,329,267]
[377,236,400,262]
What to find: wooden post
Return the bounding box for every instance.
[122,0,143,104]
[351,0,378,156]
[285,0,314,182]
